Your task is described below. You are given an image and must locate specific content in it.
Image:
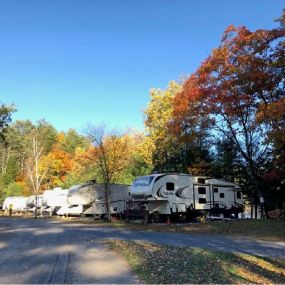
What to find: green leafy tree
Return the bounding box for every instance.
[5,182,25,197]
[144,81,185,172]
[36,119,58,154]
[58,129,89,154]
[0,103,15,140]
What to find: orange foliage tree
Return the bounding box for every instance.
[173,13,285,214]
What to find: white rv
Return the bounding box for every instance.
[92,184,130,217]
[2,196,28,213]
[128,174,243,221]
[65,182,130,217]
[41,188,69,215]
[26,195,43,212]
[56,204,84,216]
[65,183,96,215]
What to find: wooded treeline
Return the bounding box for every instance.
[0,10,284,214]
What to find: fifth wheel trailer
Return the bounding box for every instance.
[41,188,69,215]
[127,173,243,221]
[66,183,95,215]
[65,182,130,217]
[91,184,130,217]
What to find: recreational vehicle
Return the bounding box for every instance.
[92,184,130,217]
[2,196,28,213]
[65,183,96,215]
[56,204,84,216]
[41,188,69,215]
[65,182,130,217]
[128,174,243,221]
[26,195,43,212]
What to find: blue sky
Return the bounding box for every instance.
[0,0,284,133]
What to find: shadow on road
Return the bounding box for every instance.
[0,218,140,284]
[0,217,285,284]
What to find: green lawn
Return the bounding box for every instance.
[107,240,285,284]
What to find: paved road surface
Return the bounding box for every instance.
[0,217,284,284]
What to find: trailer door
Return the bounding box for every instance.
[194,185,211,210]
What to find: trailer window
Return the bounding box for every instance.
[166,182,175,191]
[237,191,242,199]
[197,178,205,184]
[198,187,206,194]
[213,187,218,193]
[220,193,225,198]
[198,198,206,204]
[133,176,155,187]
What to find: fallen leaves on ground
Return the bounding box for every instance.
[107,240,285,284]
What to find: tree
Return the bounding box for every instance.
[144,81,187,172]
[0,105,16,177]
[26,132,49,218]
[210,137,247,187]
[40,147,73,189]
[61,145,98,188]
[5,181,26,197]
[0,120,57,201]
[0,103,15,140]
[116,132,152,184]
[57,129,89,155]
[36,119,58,153]
[86,124,133,221]
[0,104,16,199]
[173,15,285,217]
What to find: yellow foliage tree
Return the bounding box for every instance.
[86,125,134,220]
[143,81,182,171]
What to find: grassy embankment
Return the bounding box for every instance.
[107,239,285,284]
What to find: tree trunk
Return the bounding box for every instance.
[250,196,253,219]
[254,199,258,219]
[34,195,38,219]
[104,183,111,221]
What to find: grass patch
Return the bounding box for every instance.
[2,214,284,241]
[107,239,285,284]
[102,219,285,241]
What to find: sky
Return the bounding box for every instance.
[0,0,284,133]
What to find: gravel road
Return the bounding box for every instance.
[0,217,284,284]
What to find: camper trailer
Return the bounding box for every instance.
[128,173,243,221]
[92,184,130,217]
[2,196,28,213]
[65,183,96,215]
[56,204,84,216]
[41,188,69,215]
[26,195,43,212]
[65,182,130,217]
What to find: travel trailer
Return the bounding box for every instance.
[2,196,28,213]
[41,188,69,215]
[65,182,130,217]
[56,204,84,216]
[26,195,43,212]
[128,173,243,221]
[92,184,130,217]
[65,183,96,215]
